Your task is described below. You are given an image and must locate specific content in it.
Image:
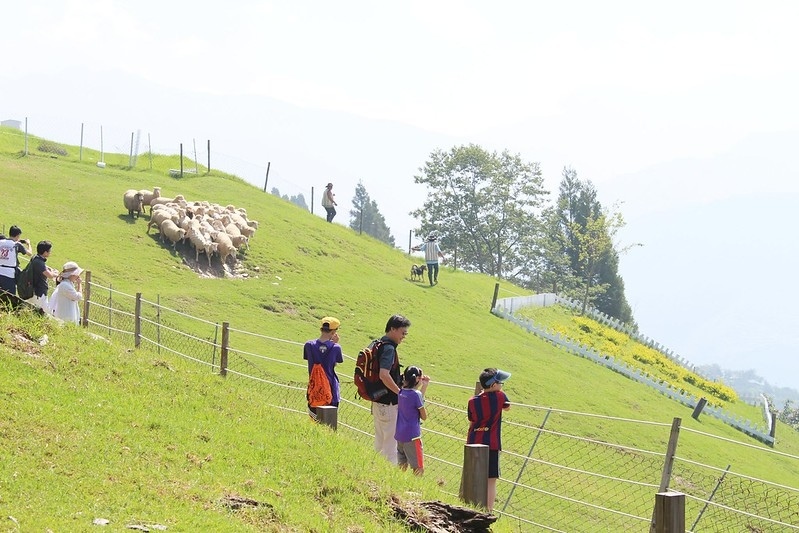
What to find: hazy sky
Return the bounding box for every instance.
[4,1,799,388]
[8,2,798,169]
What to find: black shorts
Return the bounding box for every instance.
[489,449,500,479]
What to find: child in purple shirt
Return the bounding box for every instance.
[394,366,430,475]
[303,317,343,420]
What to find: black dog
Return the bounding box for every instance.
[410,264,427,281]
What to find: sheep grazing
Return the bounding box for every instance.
[230,234,249,251]
[213,232,237,266]
[147,206,178,234]
[187,228,218,267]
[138,187,161,215]
[159,219,186,248]
[123,189,145,219]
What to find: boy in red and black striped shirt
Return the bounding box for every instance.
[467,368,511,513]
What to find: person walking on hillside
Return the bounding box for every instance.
[49,261,84,324]
[27,240,59,310]
[371,314,411,464]
[303,316,344,420]
[412,233,445,286]
[467,368,512,514]
[321,182,338,223]
[0,225,32,295]
[395,365,430,475]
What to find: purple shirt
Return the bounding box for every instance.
[395,388,424,442]
[303,339,344,404]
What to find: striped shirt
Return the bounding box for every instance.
[422,241,441,263]
[467,391,510,450]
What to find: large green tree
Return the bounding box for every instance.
[411,144,547,279]
[546,167,637,322]
[349,182,395,246]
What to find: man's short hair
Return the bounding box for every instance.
[385,314,411,332]
[9,225,21,238]
[36,240,52,255]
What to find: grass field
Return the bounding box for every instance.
[2,124,798,531]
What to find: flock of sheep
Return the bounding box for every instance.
[123,187,258,269]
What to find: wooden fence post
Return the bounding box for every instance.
[134,292,142,348]
[769,411,777,444]
[219,321,229,376]
[654,491,685,533]
[316,406,338,430]
[691,397,708,420]
[460,444,489,509]
[82,270,92,328]
[491,283,500,312]
[650,417,681,533]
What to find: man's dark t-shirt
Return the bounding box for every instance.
[31,255,49,297]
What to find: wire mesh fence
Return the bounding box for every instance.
[78,277,799,531]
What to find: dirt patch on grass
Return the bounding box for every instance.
[391,497,497,532]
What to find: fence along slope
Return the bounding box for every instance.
[79,277,799,530]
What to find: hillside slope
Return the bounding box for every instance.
[3,128,799,529]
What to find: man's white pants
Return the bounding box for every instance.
[26,294,48,311]
[372,402,398,464]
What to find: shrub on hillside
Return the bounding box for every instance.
[534,306,740,404]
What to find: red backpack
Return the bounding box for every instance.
[307,362,333,408]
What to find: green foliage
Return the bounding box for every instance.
[349,181,395,246]
[412,144,548,278]
[520,305,739,404]
[538,167,636,322]
[270,187,308,210]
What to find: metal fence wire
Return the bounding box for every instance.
[80,279,799,531]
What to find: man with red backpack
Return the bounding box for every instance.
[370,314,411,464]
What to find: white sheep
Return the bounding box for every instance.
[213,232,237,265]
[225,223,242,238]
[147,207,178,234]
[230,234,249,251]
[123,189,145,219]
[159,219,186,248]
[187,228,218,267]
[138,187,161,214]
[238,224,256,238]
[150,196,174,209]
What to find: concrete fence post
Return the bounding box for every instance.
[134,292,142,348]
[460,444,489,510]
[316,406,338,430]
[220,321,229,376]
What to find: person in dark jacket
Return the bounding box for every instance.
[27,240,58,309]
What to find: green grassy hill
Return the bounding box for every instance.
[2,125,799,530]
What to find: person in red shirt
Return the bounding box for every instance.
[467,368,511,514]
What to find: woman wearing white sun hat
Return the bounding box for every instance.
[49,261,84,324]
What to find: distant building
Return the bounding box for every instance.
[1,119,22,129]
